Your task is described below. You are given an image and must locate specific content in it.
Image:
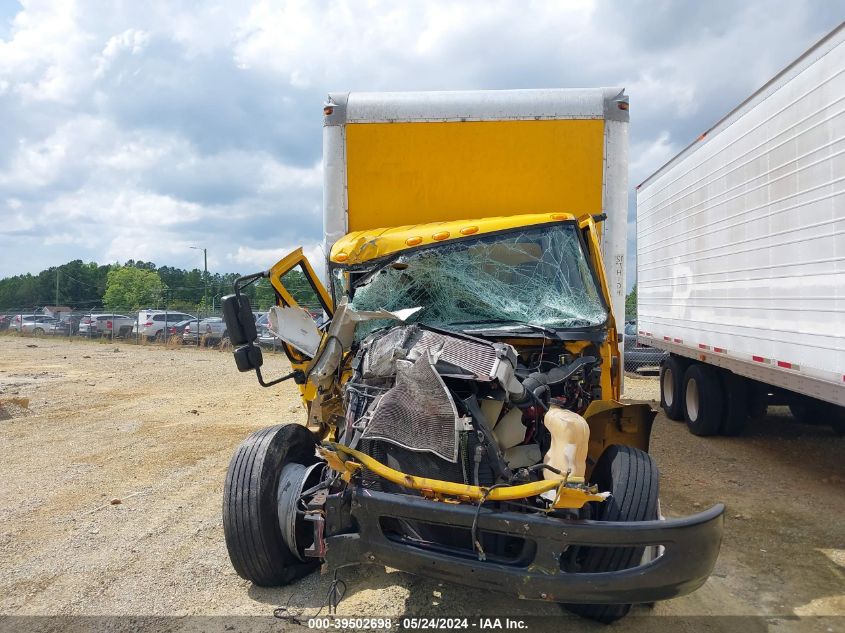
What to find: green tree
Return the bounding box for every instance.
[252,279,277,311]
[103,266,166,310]
[625,283,637,321]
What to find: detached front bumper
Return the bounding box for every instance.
[324,488,724,605]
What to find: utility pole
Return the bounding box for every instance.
[190,246,208,311]
[55,269,59,307]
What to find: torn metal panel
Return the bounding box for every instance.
[268,305,322,357]
[307,298,421,388]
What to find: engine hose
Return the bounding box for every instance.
[512,356,597,408]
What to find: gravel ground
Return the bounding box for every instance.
[0,335,842,631]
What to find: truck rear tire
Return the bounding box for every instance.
[660,356,687,421]
[223,424,320,586]
[683,365,724,436]
[563,445,659,623]
[719,371,748,436]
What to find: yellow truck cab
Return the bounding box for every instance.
[218,89,724,623]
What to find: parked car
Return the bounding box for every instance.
[103,314,135,338]
[133,310,196,340]
[10,314,39,332]
[256,313,282,348]
[0,314,13,331]
[58,313,81,335]
[77,315,98,336]
[165,318,197,340]
[77,314,134,338]
[19,316,65,336]
[623,322,667,373]
[183,317,228,346]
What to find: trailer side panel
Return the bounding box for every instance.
[637,27,845,406]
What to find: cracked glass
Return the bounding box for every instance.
[334,223,607,332]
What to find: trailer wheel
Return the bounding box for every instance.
[660,356,687,421]
[223,424,320,586]
[719,371,748,436]
[563,445,659,623]
[683,364,724,436]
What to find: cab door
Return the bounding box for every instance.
[267,247,334,370]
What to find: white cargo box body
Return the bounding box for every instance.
[637,25,845,406]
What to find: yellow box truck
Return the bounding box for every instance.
[219,89,724,623]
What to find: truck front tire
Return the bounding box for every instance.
[223,424,320,586]
[683,365,724,436]
[564,444,660,623]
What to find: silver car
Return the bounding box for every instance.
[10,314,37,332]
[256,313,283,348]
[19,316,65,335]
[134,311,196,341]
[78,314,134,337]
[183,317,227,345]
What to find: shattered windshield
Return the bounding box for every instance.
[333,223,607,331]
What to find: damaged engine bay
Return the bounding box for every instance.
[334,321,605,511]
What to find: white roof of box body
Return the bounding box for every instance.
[324,88,629,124]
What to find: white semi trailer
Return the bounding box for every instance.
[636,24,845,436]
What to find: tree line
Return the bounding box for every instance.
[0,259,318,313]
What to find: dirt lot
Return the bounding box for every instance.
[0,335,843,630]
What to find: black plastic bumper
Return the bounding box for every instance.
[324,488,724,605]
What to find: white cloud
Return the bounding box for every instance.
[226,242,325,278]
[630,131,678,188]
[0,1,92,104]
[95,29,150,77]
[0,0,842,286]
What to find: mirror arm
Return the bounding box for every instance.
[255,367,305,388]
[234,271,267,297]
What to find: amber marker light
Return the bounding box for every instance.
[405,236,423,246]
[459,226,478,235]
[335,252,348,262]
[432,231,450,241]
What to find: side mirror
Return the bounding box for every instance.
[222,294,258,346]
[233,344,263,372]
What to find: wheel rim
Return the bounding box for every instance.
[662,367,674,407]
[685,377,700,421]
[277,462,322,560]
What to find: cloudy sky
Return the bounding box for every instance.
[1,0,843,288]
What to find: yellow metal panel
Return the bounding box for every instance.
[330,212,576,265]
[346,120,605,232]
